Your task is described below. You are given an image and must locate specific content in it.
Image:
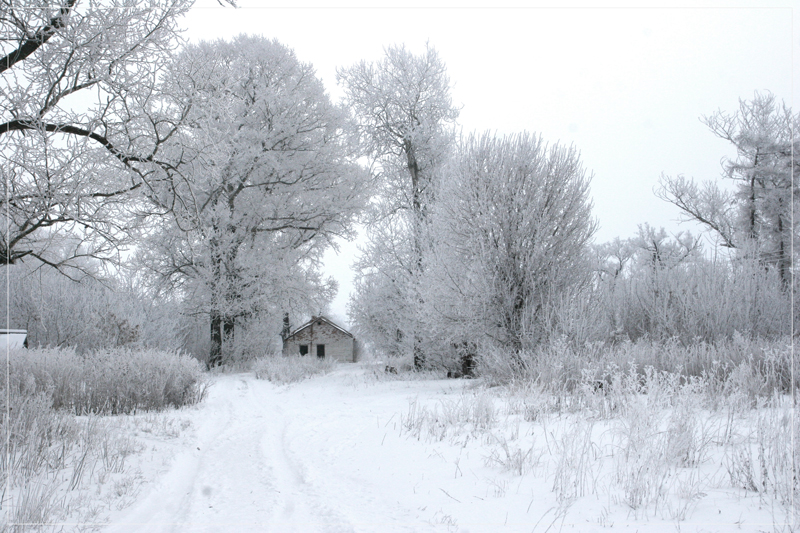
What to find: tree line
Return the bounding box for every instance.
[343,46,795,371]
[1,1,795,367]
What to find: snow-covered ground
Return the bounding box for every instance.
[97,363,789,532]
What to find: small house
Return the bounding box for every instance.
[282,316,355,362]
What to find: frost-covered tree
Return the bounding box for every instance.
[428,131,597,354]
[658,92,799,286]
[0,262,192,353]
[338,44,459,366]
[141,36,368,365]
[0,0,212,278]
[347,217,417,358]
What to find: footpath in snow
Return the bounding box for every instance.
[105,365,466,532]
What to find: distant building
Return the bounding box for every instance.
[282,316,355,362]
[0,329,27,350]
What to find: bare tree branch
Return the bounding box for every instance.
[0,0,77,73]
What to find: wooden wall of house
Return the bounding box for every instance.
[282,320,355,362]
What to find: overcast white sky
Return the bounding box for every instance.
[180,1,796,327]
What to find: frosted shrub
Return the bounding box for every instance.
[252,354,335,384]
[442,392,497,432]
[725,402,798,513]
[0,385,154,530]
[0,392,80,484]
[7,347,207,415]
[550,419,599,502]
[486,436,543,477]
[400,392,498,442]
[478,336,794,402]
[1,347,203,530]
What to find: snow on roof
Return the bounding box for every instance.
[286,315,353,340]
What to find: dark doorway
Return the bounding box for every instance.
[299,344,308,356]
[316,344,325,358]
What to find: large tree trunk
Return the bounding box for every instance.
[405,139,428,370]
[224,316,235,351]
[208,220,240,367]
[208,312,235,368]
[209,311,222,367]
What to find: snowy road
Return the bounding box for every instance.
[104,366,465,532]
[102,364,780,533]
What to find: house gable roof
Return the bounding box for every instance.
[285,315,353,340]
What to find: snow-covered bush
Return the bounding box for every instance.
[7,347,207,415]
[725,405,799,512]
[477,336,794,400]
[1,392,88,528]
[252,354,335,384]
[0,347,202,529]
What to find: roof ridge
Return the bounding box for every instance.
[286,315,353,339]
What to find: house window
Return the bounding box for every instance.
[316,344,325,358]
[299,344,308,356]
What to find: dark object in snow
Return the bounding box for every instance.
[451,341,477,378]
[593,379,611,394]
[446,369,475,379]
[207,353,222,370]
[281,312,291,341]
[385,365,398,374]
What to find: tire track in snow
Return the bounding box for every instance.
[274,373,441,532]
[104,374,354,532]
[256,391,355,533]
